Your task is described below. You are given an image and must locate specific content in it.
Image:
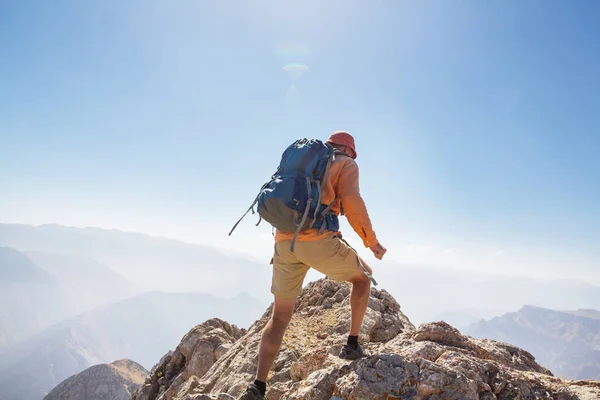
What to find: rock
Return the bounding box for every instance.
[289,348,329,381]
[131,318,245,400]
[333,354,419,399]
[196,279,414,398]
[135,278,600,400]
[43,359,148,400]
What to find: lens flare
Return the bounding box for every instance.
[283,63,309,80]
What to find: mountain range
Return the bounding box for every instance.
[0,223,273,299]
[0,224,271,400]
[372,261,600,327]
[0,290,265,400]
[3,223,600,326]
[467,305,600,381]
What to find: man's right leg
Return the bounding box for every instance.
[345,259,372,337]
[293,235,373,360]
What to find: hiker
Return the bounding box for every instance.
[239,131,387,400]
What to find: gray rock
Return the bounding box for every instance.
[131,318,245,400]
[43,359,147,400]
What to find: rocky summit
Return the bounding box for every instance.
[132,278,600,400]
[44,359,148,400]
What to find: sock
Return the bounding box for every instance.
[253,379,266,396]
[347,335,359,348]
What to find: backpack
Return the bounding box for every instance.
[229,138,343,251]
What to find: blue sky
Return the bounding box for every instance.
[1,1,599,283]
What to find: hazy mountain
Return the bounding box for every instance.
[0,246,55,284]
[467,305,600,380]
[0,291,266,400]
[3,223,600,325]
[428,308,506,332]
[3,225,598,333]
[0,223,272,299]
[0,247,66,348]
[373,261,600,326]
[0,247,137,348]
[25,250,138,308]
[44,359,148,400]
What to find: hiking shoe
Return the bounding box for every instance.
[338,343,368,360]
[238,383,265,400]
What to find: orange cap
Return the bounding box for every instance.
[326,131,357,159]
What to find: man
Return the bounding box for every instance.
[240,131,387,400]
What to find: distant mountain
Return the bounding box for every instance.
[429,308,505,332]
[44,359,148,400]
[0,223,272,299]
[0,247,66,348]
[25,250,138,308]
[0,291,266,400]
[0,246,55,284]
[373,261,600,327]
[0,247,137,348]
[467,305,600,381]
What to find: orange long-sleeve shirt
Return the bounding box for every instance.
[274,155,378,248]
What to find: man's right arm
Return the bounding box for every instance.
[336,159,379,249]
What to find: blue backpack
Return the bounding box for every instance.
[229,138,343,251]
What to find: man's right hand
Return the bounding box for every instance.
[370,243,387,260]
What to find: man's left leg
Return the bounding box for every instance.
[256,295,296,382]
[240,297,298,400]
[239,241,308,400]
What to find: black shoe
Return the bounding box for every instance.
[339,342,368,360]
[238,383,265,400]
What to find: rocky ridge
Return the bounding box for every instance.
[44,359,148,400]
[132,279,600,400]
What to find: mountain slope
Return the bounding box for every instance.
[0,246,55,284]
[43,359,148,400]
[0,247,137,349]
[132,278,600,400]
[0,291,266,400]
[25,250,138,309]
[467,305,600,381]
[0,247,64,347]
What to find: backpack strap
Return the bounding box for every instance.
[339,236,378,286]
[317,196,339,235]
[309,180,322,229]
[228,199,257,236]
[228,181,268,236]
[320,196,339,216]
[311,151,335,229]
[290,176,314,252]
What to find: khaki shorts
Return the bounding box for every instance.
[270,234,361,298]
